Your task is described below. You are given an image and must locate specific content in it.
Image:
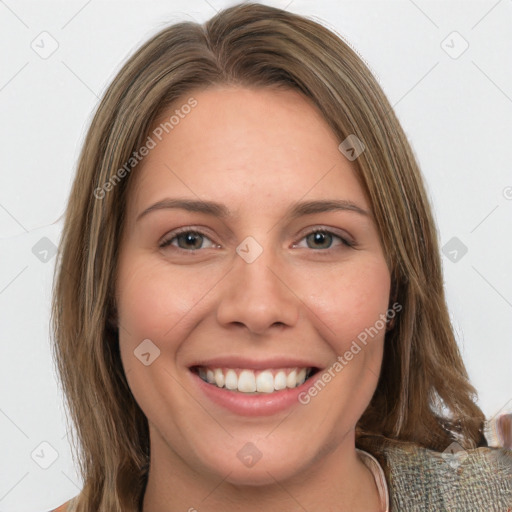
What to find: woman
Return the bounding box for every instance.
[51,3,511,511]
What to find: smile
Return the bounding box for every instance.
[191,366,318,394]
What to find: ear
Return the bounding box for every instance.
[386,314,396,332]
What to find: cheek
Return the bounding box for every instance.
[116,257,212,340]
[305,257,391,349]
[115,256,215,411]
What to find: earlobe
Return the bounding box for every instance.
[385,315,396,332]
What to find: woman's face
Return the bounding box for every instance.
[116,86,391,486]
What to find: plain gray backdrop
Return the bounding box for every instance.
[1,1,511,510]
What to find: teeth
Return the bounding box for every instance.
[296,368,307,383]
[286,369,297,388]
[214,368,225,388]
[238,370,256,392]
[274,371,287,390]
[225,369,238,390]
[256,370,274,393]
[196,367,312,393]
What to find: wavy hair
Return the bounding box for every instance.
[52,3,486,511]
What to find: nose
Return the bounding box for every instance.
[216,245,300,335]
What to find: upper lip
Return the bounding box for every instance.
[189,356,324,371]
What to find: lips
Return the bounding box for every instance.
[188,361,323,416]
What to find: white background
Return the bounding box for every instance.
[0,1,511,510]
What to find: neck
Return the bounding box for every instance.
[142,428,381,512]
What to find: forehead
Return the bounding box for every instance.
[127,86,370,218]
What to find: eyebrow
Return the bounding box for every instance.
[136,198,370,222]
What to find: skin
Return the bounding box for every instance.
[116,86,391,511]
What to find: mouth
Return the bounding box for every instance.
[190,366,320,394]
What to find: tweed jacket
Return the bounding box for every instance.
[362,436,512,511]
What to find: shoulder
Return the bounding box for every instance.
[362,436,512,511]
[47,498,76,512]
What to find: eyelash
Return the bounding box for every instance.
[159,226,355,253]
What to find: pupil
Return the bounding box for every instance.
[310,231,331,249]
[181,233,201,249]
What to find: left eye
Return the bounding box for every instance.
[293,230,353,250]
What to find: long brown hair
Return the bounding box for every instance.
[52,3,485,511]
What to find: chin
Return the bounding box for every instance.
[217,458,306,487]
[195,436,318,487]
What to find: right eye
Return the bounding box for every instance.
[159,228,219,252]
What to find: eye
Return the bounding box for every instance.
[159,228,218,251]
[293,229,354,250]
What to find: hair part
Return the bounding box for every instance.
[52,3,485,511]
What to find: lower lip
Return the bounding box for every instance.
[189,370,318,417]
